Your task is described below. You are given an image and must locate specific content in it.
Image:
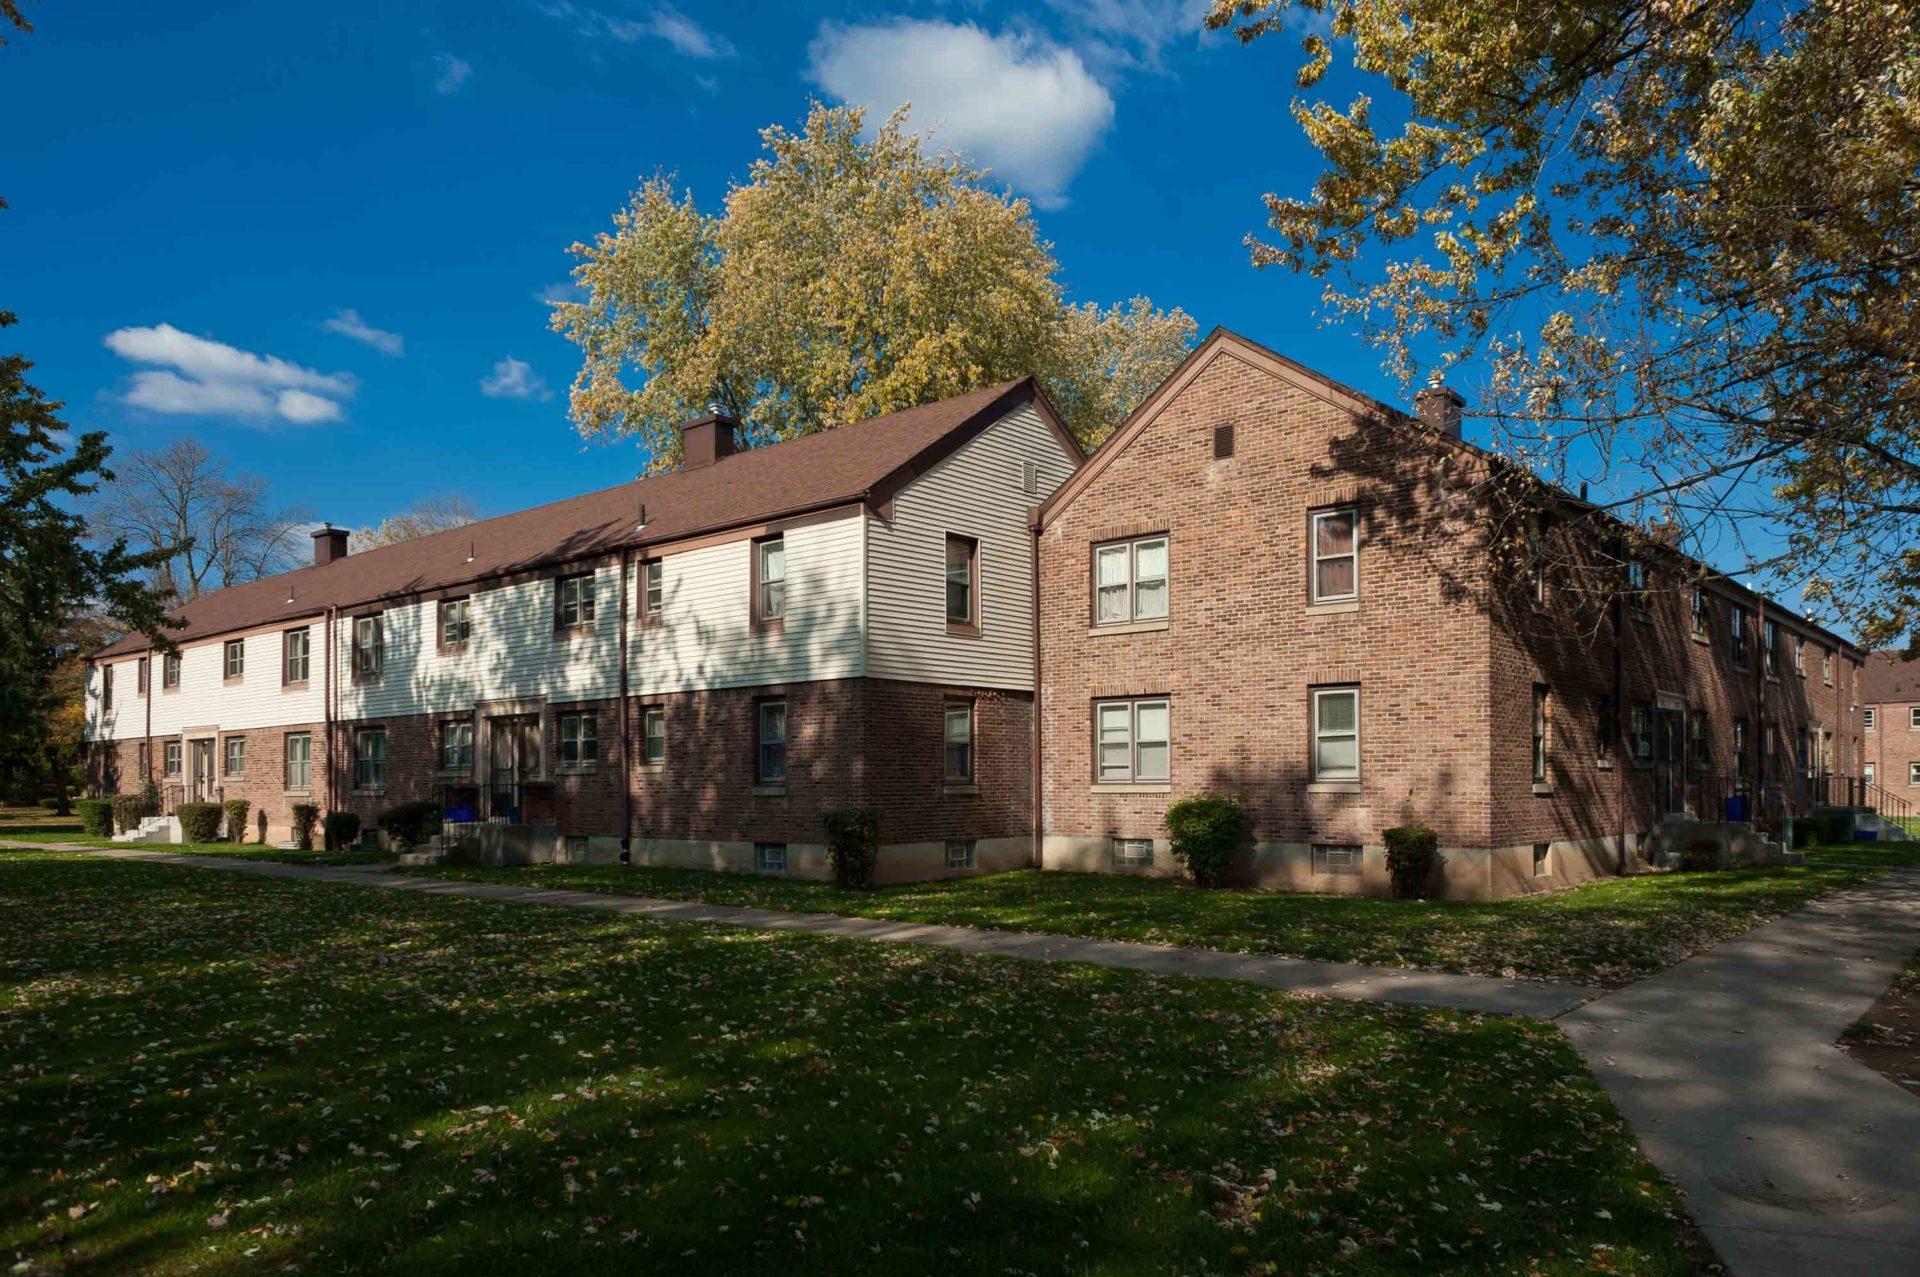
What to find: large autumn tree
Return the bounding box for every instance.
[1209,0,1920,646]
[552,103,1196,463]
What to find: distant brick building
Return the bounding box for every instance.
[1033,329,1863,898]
[1862,653,1920,810]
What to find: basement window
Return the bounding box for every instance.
[1312,844,1362,877]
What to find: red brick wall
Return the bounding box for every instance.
[1866,699,1920,800]
[863,680,1032,843]
[87,723,336,843]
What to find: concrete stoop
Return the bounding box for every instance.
[111,814,180,844]
[1647,818,1790,870]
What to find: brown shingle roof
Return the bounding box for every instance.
[97,378,1057,658]
[1862,651,1920,705]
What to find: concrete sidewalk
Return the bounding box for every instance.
[1561,873,1920,1277]
[3,840,1597,1018]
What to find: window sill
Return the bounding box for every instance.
[751,618,787,637]
[223,677,244,687]
[1306,780,1362,795]
[943,783,981,796]
[636,760,667,771]
[1595,758,1614,770]
[353,788,386,798]
[1088,618,1169,637]
[1304,599,1359,616]
[555,764,599,776]
[1091,782,1171,794]
[284,787,312,797]
[282,680,310,692]
[552,624,598,641]
[1767,674,1780,683]
[1532,782,1554,796]
[1691,632,1709,645]
[752,784,788,797]
[438,643,470,657]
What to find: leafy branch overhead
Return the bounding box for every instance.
[550,103,1197,465]
[1209,0,1920,647]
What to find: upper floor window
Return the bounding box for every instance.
[1524,515,1546,604]
[1763,620,1778,677]
[1911,762,1920,786]
[1096,697,1170,784]
[1691,588,1709,637]
[1728,604,1748,667]
[1734,717,1749,776]
[162,651,181,689]
[754,537,786,624]
[355,728,386,790]
[224,638,245,680]
[944,701,974,782]
[1821,648,1833,683]
[1909,706,1919,730]
[440,597,471,649]
[756,699,788,783]
[640,559,663,620]
[137,656,149,694]
[1689,709,1709,769]
[1794,635,1805,674]
[353,614,384,680]
[101,664,113,711]
[1532,684,1550,782]
[1864,707,1877,730]
[1093,535,1168,625]
[1311,508,1359,603]
[558,712,599,765]
[1626,559,1650,617]
[1312,687,1361,782]
[440,720,473,771]
[945,535,979,632]
[555,573,595,630]
[283,628,309,685]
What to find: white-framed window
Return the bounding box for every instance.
[1112,837,1153,867]
[223,638,245,679]
[440,720,473,771]
[1630,704,1653,763]
[353,614,384,679]
[1094,698,1170,783]
[1864,761,1876,786]
[1312,843,1362,876]
[642,707,666,764]
[945,534,978,629]
[1310,507,1359,603]
[1910,762,1920,786]
[1093,536,1168,625]
[1691,588,1709,637]
[555,573,596,629]
[755,536,786,622]
[284,733,310,790]
[223,736,245,777]
[1728,604,1748,667]
[944,701,974,782]
[1821,648,1833,683]
[642,560,663,617]
[558,712,599,765]
[1864,707,1876,730]
[1311,686,1361,782]
[1910,707,1920,730]
[756,843,787,873]
[355,728,386,791]
[1532,684,1550,782]
[1532,843,1551,877]
[440,597,471,648]
[162,651,181,689]
[1763,620,1778,676]
[101,664,113,711]
[756,699,788,783]
[945,839,975,870]
[137,656,148,695]
[1626,559,1649,617]
[163,739,182,777]
[283,628,309,685]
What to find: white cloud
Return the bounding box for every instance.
[543,3,735,59]
[1046,0,1210,72]
[433,53,473,95]
[103,323,354,425]
[322,308,404,357]
[807,20,1115,209]
[480,356,549,400]
[536,280,587,306]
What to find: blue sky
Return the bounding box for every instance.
[4,0,1362,528]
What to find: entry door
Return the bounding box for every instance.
[1655,709,1687,814]
[487,715,539,819]
[189,738,216,802]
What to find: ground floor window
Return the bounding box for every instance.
[137,741,151,778]
[945,839,975,870]
[1312,686,1360,782]
[1095,698,1169,783]
[223,736,246,777]
[355,728,385,791]
[756,700,787,783]
[1312,843,1362,876]
[1910,762,1920,786]
[284,733,310,790]
[1864,761,1876,786]
[756,842,787,873]
[558,712,598,765]
[163,740,182,778]
[944,701,974,782]
[1112,837,1152,867]
[1533,842,1551,876]
[440,720,473,771]
[642,707,666,764]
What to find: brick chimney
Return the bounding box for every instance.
[311,524,349,566]
[678,413,738,469]
[1415,385,1465,440]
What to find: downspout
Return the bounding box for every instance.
[618,548,633,861]
[1030,507,1044,871]
[1613,588,1626,874]
[144,653,153,786]
[323,605,335,817]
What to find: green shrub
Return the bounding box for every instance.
[323,811,362,851]
[111,793,149,834]
[139,776,161,817]
[223,799,252,843]
[76,798,114,838]
[1163,792,1245,888]
[176,802,223,843]
[291,803,319,851]
[376,800,442,849]
[822,805,881,889]
[1383,824,1441,899]
[1680,838,1722,871]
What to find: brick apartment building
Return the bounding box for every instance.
[1863,652,1920,807]
[1033,329,1863,898]
[85,380,1081,880]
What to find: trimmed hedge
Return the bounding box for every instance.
[224,799,252,843]
[1383,824,1441,899]
[177,802,223,844]
[291,803,319,852]
[76,798,114,838]
[376,800,442,849]
[823,805,881,889]
[323,811,362,851]
[1163,792,1245,888]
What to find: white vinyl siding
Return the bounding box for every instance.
[120,628,330,739]
[866,403,1078,690]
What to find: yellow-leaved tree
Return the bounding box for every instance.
[551,103,1195,467]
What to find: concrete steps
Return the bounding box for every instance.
[111,814,180,844]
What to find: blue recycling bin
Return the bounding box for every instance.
[1724,793,1750,822]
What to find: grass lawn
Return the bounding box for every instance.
[0,850,1700,1276]
[1802,841,1920,869]
[0,825,391,866]
[1839,953,1920,1096]
[393,859,1873,988]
